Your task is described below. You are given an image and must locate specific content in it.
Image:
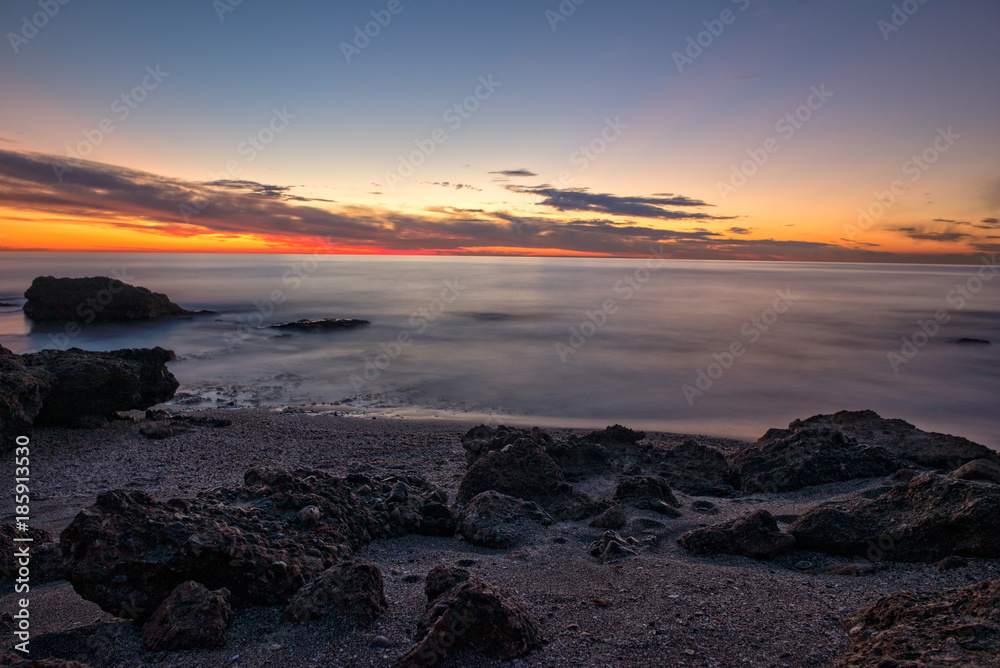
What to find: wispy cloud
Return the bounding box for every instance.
[489,169,538,177]
[508,185,733,221]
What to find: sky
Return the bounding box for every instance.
[0,0,998,261]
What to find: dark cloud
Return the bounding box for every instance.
[508,185,731,221]
[727,227,752,235]
[489,169,537,177]
[895,227,971,243]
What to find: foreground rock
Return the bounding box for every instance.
[790,474,1000,561]
[728,425,901,493]
[23,276,196,323]
[948,458,1000,484]
[457,438,604,521]
[20,347,178,427]
[792,409,998,470]
[269,318,370,332]
[0,345,53,448]
[457,491,552,548]
[284,559,387,626]
[397,566,544,666]
[655,439,735,497]
[834,578,1000,667]
[60,468,447,620]
[141,581,234,652]
[679,510,795,560]
[590,531,640,562]
[613,475,682,516]
[0,524,62,584]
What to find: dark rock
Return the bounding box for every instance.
[834,579,1000,667]
[948,459,1000,484]
[678,510,796,560]
[823,562,878,576]
[613,476,681,516]
[457,439,603,521]
[728,425,902,493]
[269,318,370,332]
[790,409,997,471]
[657,440,735,497]
[397,571,543,666]
[544,440,613,479]
[425,564,471,601]
[284,559,387,626]
[460,425,532,468]
[789,474,1000,562]
[589,505,626,530]
[140,581,233,652]
[589,531,639,562]
[23,276,194,323]
[955,337,990,345]
[21,347,178,426]
[936,555,970,571]
[0,345,53,449]
[0,524,55,581]
[575,424,646,446]
[60,468,446,621]
[691,500,718,514]
[457,491,552,549]
[419,501,456,537]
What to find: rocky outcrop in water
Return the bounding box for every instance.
[23,276,197,323]
[140,581,234,652]
[678,509,796,560]
[269,318,370,332]
[789,474,1000,562]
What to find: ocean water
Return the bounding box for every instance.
[1,252,997,447]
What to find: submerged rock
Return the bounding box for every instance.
[834,578,1000,667]
[678,510,796,560]
[140,581,233,652]
[728,425,901,493]
[284,559,387,626]
[23,276,196,323]
[397,568,543,666]
[457,491,552,549]
[789,474,1000,562]
[269,318,370,332]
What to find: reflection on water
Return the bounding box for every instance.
[1,252,997,447]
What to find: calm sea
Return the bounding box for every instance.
[1,252,997,447]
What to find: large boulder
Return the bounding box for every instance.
[0,345,53,448]
[456,438,603,521]
[613,476,681,516]
[728,425,901,493]
[834,579,1000,667]
[791,410,997,470]
[20,347,178,426]
[397,567,544,666]
[948,459,1000,484]
[60,468,447,621]
[678,509,795,560]
[284,559,387,625]
[656,439,735,497]
[23,276,193,323]
[456,491,552,549]
[140,581,234,652]
[789,474,1000,562]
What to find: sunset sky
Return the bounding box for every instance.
[1,0,998,261]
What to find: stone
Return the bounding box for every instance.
[657,440,735,497]
[424,564,471,601]
[0,524,52,581]
[589,531,639,562]
[678,510,796,560]
[936,555,970,571]
[589,505,626,530]
[0,345,53,449]
[284,560,387,626]
[948,459,1000,484]
[140,581,233,652]
[457,491,552,549]
[823,562,878,576]
[23,276,195,323]
[728,426,902,493]
[269,318,370,331]
[789,474,1000,562]
[613,476,681,513]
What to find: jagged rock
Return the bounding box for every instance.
[457,491,552,549]
[728,425,901,493]
[589,531,639,562]
[613,476,681,516]
[589,505,626,530]
[791,409,997,471]
[23,276,196,323]
[284,559,387,625]
[269,318,370,332]
[457,439,603,521]
[656,439,735,497]
[948,459,1000,484]
[424,563,470,601]
[0,345,53,449]
[460,425,538,468]
[544,440,613,479]
[345,472,453,537]
[834,579,1000,667]
[789,474,1000,562]
[678,510,795,560]
[60,468,447,621]
[575,424,646,446]
[397,569,543,666]
[20,347,178,426]
[140,581,233,652]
